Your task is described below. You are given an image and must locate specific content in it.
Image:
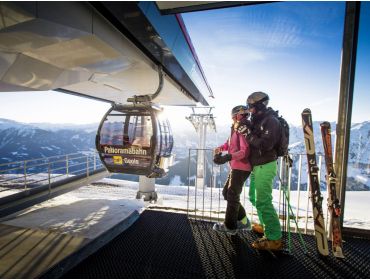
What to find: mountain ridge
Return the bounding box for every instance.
[0,118,369,190]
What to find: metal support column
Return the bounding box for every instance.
[196,118,207,189]
[136,176,157,202]
[334,2,361,227]
[186,107,216,189]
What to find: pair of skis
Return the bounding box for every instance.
[301,109,344,258]
[320,121,344,258]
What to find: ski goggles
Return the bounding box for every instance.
[232,110,249,118]
[246,96,269,110]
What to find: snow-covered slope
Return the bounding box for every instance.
[0,119,96,163]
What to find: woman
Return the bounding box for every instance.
[213,105,252,235]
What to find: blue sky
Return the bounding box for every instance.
[181,1,347,126]
[0,2,368,127]
[353,2,370,124]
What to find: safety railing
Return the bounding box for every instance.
[186,148,331,235]
[0,148,332,235]
[0,151,104,197]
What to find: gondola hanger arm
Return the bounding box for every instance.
[127,64,164,104]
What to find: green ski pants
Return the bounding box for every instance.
[249,160,282,241]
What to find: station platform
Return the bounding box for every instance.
[1,182,370,279]
[63,210,370,279]
[0,184,145,278]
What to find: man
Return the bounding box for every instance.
[241,91,282,250]
[212,105,252,235]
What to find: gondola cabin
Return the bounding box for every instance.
[96,104,174,178]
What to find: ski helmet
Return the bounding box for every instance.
[246,91,269,111]
[231,105,248,117]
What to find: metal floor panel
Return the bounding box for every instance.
[60,210,370,279]
[0,224,88,279]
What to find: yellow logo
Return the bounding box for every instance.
[113,156,123,165]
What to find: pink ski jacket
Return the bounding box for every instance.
[218,130,251,171]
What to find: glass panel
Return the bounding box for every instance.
[345,2,370,229]
[130,115,153,149]
[100,112,153,148]
[157,114,173,157]
[99,111,154,171]
[100,112,124,145]
[138,2,210,97]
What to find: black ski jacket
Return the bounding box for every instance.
[247,108,281,167]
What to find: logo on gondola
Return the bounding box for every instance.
[113,156,123,165]
[112,155,139,165]
[104,146,147,156]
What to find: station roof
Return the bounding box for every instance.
[0,2,214,106]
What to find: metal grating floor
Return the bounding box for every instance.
[61,210,370,278]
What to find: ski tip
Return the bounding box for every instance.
[334,247,345,259]
[302,108,311,114]
[320,121,331,127]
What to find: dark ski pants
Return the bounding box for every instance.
[222,169,251,230]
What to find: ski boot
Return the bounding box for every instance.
[252,223,264,234]
[237,216,251,231]
[213,223,237,235]
[252,236,282,251]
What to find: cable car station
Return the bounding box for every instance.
[0,1,370,279]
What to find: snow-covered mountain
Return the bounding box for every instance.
[221,121,370,191]
[0,118,369,190]
[0,119,96,163]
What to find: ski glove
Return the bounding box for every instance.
[237,119,252,136]
[237,125,249,136]
[213,153,232,165]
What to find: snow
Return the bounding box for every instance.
[88,178,370,231]
[289,141,302,148]
[17,127,35,138]
[8,151,28,156]
[0,187,21,197]
[0,173,76,199]
[351,123,364,130]
[1,176,369,238]
[355,175,368,184]
[2,182,145,239]
[169,175,183,186]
